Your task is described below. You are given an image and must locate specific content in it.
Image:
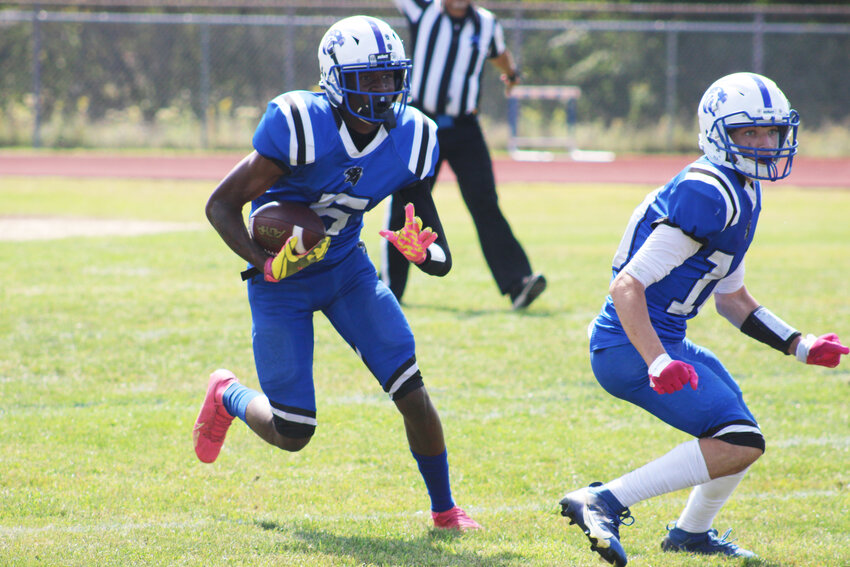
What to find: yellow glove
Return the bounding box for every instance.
[263,235,331,282]
[378,203,438,265]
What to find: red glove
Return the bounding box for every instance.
[379,202,438,265]
[648,354,699,394]
[795,333,849,368]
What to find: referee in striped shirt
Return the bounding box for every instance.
[382,0,547,310]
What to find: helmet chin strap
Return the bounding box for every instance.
[352,97,397,130]
[377,107,397,130]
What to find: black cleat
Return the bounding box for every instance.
[559,482,633,567]
[511,273,547,310]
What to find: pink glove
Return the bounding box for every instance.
[796,333,849,368]
[379,203,438,265]
[648,354,699,394]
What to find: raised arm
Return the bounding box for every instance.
[380,177,452,277]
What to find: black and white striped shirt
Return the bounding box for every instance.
[395,0,507,118]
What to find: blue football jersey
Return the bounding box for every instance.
[591,156,762,349]
[251,91,439,269]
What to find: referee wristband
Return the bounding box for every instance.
[507,70,520,82]
[740,306,801,354]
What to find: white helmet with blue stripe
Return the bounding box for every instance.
[318,15,411,127]
[698,72,799,181]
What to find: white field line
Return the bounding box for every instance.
[0,216,205,241]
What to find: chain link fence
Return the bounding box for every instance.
[2,2,849,154]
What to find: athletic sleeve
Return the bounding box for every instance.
[395,178,452,277]
[622,224,701,287]
[402,110,439,180]
[714,260,745,295]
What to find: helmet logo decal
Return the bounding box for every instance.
[323,30,346,56]
[702,87,727,118]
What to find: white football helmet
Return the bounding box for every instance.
[697,72,799,181]
[318,16,411,127]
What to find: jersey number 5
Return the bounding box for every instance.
[313,193,370,235]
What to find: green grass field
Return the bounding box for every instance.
[1,174,848,566]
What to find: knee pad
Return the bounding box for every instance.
[384,356,424,401]
[272,414,315,439]
[714,430,765,452]
[391,375,424,401]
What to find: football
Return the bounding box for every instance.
[249,201,326,255]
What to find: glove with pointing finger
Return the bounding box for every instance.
[379,202,438,265]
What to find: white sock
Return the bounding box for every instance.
[675,468,748,533]
[605,439,710,508]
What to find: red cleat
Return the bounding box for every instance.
[192,369,238,463]
[432,506,481,532]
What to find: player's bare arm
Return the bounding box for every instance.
[713,285,790,341]
[717,284,848,364]
[206,151,288,268]
[610,271,699,394]
[609,272,665,365]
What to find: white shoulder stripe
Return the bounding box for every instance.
[408,112,423,174]
[292,94,315,164]
[684,168,740,229]
[278,97,298,166]
[408,112,437,178]
[280,93,315,166]
[422,118,437,177]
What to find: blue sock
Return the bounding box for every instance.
[221,382,262,423]
[412,449,455,513]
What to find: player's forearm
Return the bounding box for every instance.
[206,197,269,268]
[206,151,288,268]
[610,273,666,366]
[714,285,759,328]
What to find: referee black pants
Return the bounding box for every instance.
[383,115,533,300]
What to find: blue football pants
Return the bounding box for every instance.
[247,247,416,424]
[590,339,759,438]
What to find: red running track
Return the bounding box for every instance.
[0,152,847,188]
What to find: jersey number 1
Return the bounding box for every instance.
[667,251,734,316]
